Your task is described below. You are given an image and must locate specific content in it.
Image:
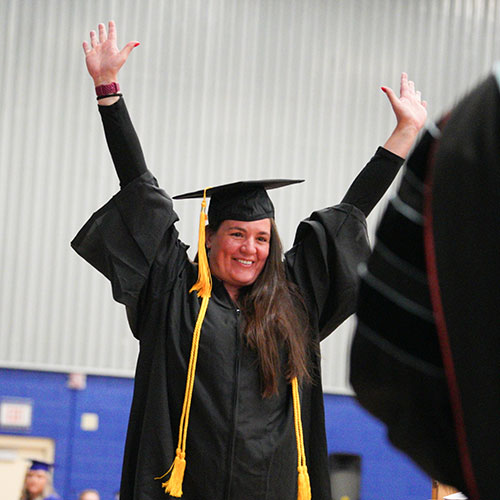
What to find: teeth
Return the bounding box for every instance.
[236,259,252,265]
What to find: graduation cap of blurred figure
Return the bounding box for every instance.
[27,459,54,472]
[173,179,304,225]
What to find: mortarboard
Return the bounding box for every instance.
[173,179,304,225]
[28,459,54,472]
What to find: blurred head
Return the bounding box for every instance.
[25,469,48,497]
[23,469,53,500]
[78,489,100,500]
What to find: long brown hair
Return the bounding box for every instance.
[209,219,312,397]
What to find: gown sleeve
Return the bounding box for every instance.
[71,101,188,337]
[285,147,404,340]
[341,146,404,217]
[98,98,148,187]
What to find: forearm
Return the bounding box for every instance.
[98,97,148,187]
[341,147,404,217]
[383,123,421,159]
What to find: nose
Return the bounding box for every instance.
[241,238,256,254]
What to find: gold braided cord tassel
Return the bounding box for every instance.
[292,377,312,500]
[297,465,312,500]
[160,449,186,497]
[190,190,212,298]
[155,189,212,497]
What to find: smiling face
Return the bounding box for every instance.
[206,218,271,301]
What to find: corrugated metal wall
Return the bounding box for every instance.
[1,0,499,392]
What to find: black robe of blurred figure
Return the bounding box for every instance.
[351,73,500,500]
[72,98,404,500]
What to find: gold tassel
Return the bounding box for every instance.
[155,189,212,497]
[292,377,312,500]
[297,465,312,500]
[190,190,212,298]
[161,449,186,497]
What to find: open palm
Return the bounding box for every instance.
[83,21,138,85]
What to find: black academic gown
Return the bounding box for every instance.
[351,73,500,500]
[72,100,404,500]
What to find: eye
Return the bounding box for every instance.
[230,231,244,238]
[257,236,269,243]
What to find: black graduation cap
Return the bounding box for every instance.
[28,459,54,472]
[173,179,304,225]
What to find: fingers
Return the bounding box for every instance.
[108,20,116,41]
[98,23,107,43]
[90,29,97,48]
[85,22,113,54]
[85,21,122,49]
[381,85,398,108]
[400,72,416,95]
[121,41,141,60]
[400,72,408,95]
[87,22,108,50]
[399,72,422,101]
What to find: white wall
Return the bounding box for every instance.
[1,0,499,391]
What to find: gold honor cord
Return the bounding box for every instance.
[292,376,312,500]
[155,190,212,497]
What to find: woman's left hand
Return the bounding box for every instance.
[382,72,428,158]
[382,72,428,134]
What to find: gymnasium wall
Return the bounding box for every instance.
[2,0,500,391]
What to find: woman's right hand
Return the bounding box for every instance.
[83,20,139,86]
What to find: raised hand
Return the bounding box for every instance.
[83,20,139,86]
[382,72,428,135]
[382,72,428,158]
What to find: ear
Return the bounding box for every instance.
[205,226,213,249]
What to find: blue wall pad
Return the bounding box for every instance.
[1,369,430,499]
[0,369,132,500]
[324,393,430,500]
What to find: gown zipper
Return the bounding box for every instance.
[225,307,242,500]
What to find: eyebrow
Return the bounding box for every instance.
[227,226,270,236]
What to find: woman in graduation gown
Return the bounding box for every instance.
[72,21,427,500]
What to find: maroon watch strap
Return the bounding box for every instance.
[95,82,120,96]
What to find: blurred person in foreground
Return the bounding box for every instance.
[351,69,500,500]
